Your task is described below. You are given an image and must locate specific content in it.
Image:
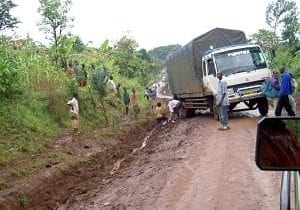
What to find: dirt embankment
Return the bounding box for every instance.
[0,116,157,209]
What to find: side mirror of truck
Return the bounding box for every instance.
[256,117,300,170]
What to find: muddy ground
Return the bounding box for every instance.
[0,108,284,209]
[59,113,282,210]
[1,91,299,209]
[0,115,157,209]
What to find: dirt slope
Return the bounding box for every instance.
[61,114,280,210]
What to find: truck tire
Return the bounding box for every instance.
[257,97,268,116]
[185,109,195,118]
[245,100,257,109]
[229,103,238,111]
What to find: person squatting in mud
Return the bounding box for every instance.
[167,98,182,122]
[155,102,168,123]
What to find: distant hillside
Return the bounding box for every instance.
[149,44,181,62]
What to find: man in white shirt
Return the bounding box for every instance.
[107,75,117,93]
[67,92,80,135]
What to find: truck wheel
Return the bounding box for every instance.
[185,109,195,118]
[257,97,268,116]
[229,103,238,111]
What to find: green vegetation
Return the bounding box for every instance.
[284,119,300,137]
[0,34,161,165]
[149,44,182,63]
[250,0,300,90]
[38,0,73,67]
[0,0,19,31]
[0,0,162,166]
[15,193,31,208]
[0,181,9,190]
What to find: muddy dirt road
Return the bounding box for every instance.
[59,112,281,210]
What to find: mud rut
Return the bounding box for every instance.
[1,112,282,210]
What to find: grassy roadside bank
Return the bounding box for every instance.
[0,105,157,209]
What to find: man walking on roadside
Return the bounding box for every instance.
[67,92,80,136]
[275,66,296,116]
[122,87,130,115]
[216,71,230,130]
[107,75,117,94]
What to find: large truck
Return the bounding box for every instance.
[166,28,271,118]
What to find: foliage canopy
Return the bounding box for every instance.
[0,0,19,31]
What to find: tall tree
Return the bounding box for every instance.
[266,0,290,34]
[266,0,299,41]
[112,35,138,77]
[38,0,73,65]
[72,35,85,53]
[280,1,300,44]
[0,0,19,31]
[138,48,151,62]
[148,44,181,62]
[250,29,279,59]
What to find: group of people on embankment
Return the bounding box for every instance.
[65,61,183,135]
[65,61,141,135]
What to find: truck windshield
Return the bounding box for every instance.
[214,47,267,76]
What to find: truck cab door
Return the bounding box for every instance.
[203,58,218,95]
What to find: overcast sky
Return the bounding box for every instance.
[10,0,300,50]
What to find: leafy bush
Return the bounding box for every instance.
[0,97,60,164]
[0,42,24,99]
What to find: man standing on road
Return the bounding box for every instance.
[275,66,296,116]
[216,71,230,130]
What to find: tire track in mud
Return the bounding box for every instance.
[61,118,202,210]
[0,120,156,210]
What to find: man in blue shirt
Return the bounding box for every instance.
[275,66,296,116]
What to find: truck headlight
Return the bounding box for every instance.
[227,88,234,95]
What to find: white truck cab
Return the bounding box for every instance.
[202,44,271,114]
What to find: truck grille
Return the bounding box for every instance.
[228,80,265,92]
[238,86,262,96]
